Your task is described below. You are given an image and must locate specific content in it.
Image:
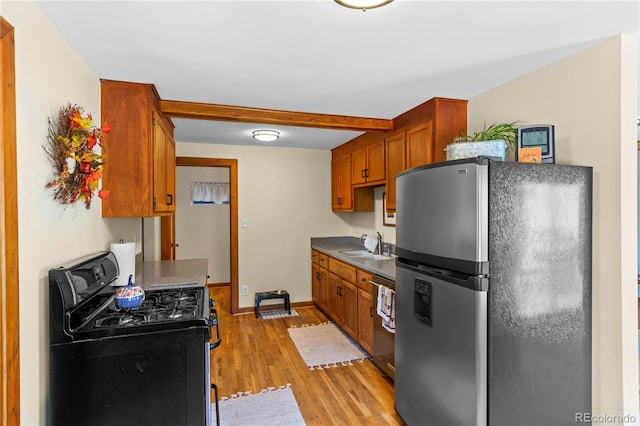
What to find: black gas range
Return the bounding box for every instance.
[48,251,220,426]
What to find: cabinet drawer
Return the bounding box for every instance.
[311,250,329,267]
[328,258,356,282]
[356,269,373,291]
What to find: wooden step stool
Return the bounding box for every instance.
[255,290,290,318]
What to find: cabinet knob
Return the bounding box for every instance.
[167,194,174,205]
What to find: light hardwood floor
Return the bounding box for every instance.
[208,286,405,425]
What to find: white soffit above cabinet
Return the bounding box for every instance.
[35,0,639,150]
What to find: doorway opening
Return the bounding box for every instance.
[166,157,239,314]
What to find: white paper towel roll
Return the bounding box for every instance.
[110,242,136,286]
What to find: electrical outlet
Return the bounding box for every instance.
[242,285,248,296]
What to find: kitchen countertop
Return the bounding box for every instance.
[135,258,209,291]
[310,236,396,281]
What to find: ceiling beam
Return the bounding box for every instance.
[159,99,394,132]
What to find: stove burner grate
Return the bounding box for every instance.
[93,287,204,329]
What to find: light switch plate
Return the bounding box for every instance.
[242,218,248,228]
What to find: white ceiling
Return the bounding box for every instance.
[34,0,639,150]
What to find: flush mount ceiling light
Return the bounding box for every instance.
[252,129,280,142]
[334,0,394,11]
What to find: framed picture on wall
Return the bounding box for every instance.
[382,193,396,227]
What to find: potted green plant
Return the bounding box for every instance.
[445,122,519,161]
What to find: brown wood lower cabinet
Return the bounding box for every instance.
[311,262,321,304]
[328,273,343,323]
[310,250,375,356]
[356,269,375,355]
[340,280,358,340]
[311,250,330,313]
[357,286,374,355]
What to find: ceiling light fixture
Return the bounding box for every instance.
[252,130,280,142]
[334,0,393,11]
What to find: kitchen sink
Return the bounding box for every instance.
[339,249,390,261]
[339,249,371,256]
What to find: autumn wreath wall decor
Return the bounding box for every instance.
[44,103,110,209]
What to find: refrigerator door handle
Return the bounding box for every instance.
[397,260,489,292]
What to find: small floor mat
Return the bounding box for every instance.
[260,309,299,320]
[216,384,306,425]
[287,321,369,369]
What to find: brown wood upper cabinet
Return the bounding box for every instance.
[100,80,177,217]
[406,121,434,169]
[331,147,374,212]
[384,97,467,212]
[331,150,353,211]
[351,139,385,186]
[384,131,406,213]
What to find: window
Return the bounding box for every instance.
[190,182,230,205]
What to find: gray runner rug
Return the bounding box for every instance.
[287,321,369,370]
[215,384,306,426]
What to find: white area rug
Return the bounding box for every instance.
[215,384,306,426]
[260,309,299,320]
[287,322,369,370]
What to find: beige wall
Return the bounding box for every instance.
[468,35,639,422]
[4,2,143,424]
[175,166,231,283]
[176,142,352,307]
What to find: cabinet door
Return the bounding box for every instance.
[357,286,374,355]
[385,131,406,213]
[152,112,176,213]
[339,153,352,210]
[406,120,434,169]
[329,273,342,323]
[352,141,385,185]
[100,80,155,217]
[312,263,321,305]
[331,152,353,211]
[365,140,385,183]
[165,133,176,211]
[319,267,330,313]
[331,156,341,210]
[341,280,358,341]
[160,214,176,260]
[351,146,367,185]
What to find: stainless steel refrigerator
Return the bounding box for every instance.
[394,157,592,426]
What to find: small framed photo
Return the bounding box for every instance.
[518,147,542,163]
[382,193,396,227]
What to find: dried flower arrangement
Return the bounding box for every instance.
[44,103,110,209]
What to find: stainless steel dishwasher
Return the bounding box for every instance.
[371,274,396,380]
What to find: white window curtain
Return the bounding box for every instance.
[191,182,230,205]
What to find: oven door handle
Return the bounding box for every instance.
[209,307,221,350]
